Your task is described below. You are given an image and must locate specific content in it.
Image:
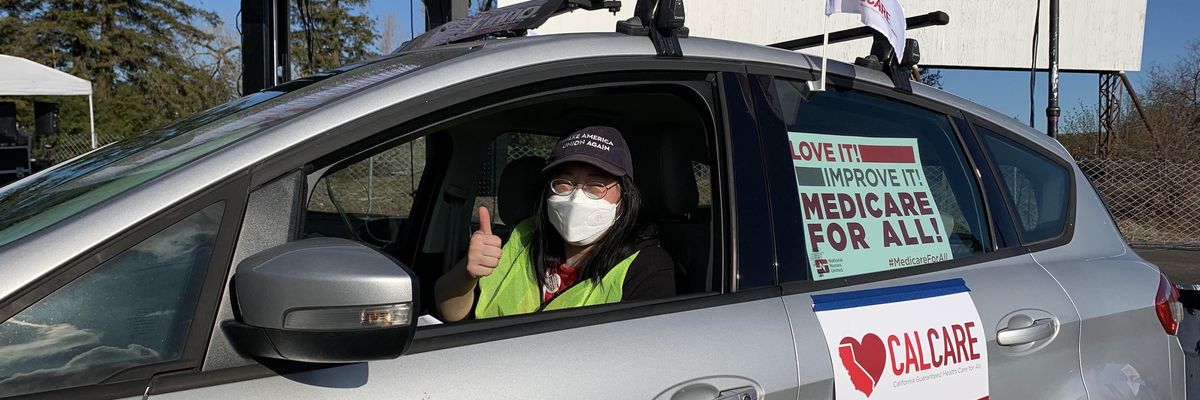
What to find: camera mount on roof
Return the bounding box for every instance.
[616,0,688,57]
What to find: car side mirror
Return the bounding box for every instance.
[223,238,418,363]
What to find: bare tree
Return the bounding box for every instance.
[1058,40,1200,161]
[1139,40,1200,161]
[916,67,943,89]
[195,22,242,95]
[381,13,398,53]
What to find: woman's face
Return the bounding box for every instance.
[551,162,622,205]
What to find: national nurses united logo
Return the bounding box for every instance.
[814,258,831,276]
[813,279,989,400]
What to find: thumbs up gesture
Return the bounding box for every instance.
[466,207,503,279]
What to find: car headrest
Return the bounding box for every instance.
[636,132,699,219]
[498,156,547,225]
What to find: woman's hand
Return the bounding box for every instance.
[466,207,503,279]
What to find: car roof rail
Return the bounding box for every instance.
[769,11,949,94]
[397,0,623,52]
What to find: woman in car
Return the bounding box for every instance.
[435,126,676,321]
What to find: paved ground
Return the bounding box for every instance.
[1135,247,1200,285]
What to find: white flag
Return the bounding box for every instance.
[826,0,907,59]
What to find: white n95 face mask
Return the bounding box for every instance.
[546,190,619,246]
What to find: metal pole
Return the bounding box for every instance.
[241,0,289,93]
[241,0,268,93]
[273,0,290,84]
[817,15,830,91]
[1046,0,1060,138]
[1118,71,1156,137]
[1098,72,1120,159]
[88,95,96,149]
[423,0,467,30]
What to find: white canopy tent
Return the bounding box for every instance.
[0,54,96,149]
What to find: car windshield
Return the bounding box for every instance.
[0,48,469,247]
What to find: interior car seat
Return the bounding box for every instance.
[634,130,711,294]
[495,156,546,240]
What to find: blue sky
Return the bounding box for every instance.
[937,2,1197,132]
[193,0,426,47]
[191,0,1196,133]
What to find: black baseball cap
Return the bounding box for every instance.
[543,126,634,179]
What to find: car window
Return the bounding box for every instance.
[305,137,427,247]
[977,126,1070,243]
[0,203,223,397]
[771,80,989,282]
[465,120,716,298]
[0,48,468,248]
[304,82,724,325]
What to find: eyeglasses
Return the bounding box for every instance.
[550,179,619,200]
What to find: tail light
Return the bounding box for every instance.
[1156,273,1183,335]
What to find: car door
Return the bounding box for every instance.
[745,72,1088,399]
[970,119,1184,399]
[146,66,800,399]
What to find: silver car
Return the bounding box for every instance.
[0,1,1185,399]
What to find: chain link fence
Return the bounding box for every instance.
[1078,159,1200,248]
[308,138,428,218]
[32,134,121,164]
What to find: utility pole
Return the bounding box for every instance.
[1046,0,1060,138]
[423,0,470,30]
[241,0,291,94]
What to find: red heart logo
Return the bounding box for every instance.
[837,334,887,398]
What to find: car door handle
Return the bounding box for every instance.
[657,379,759,400]
[996,317,1055,346]
[714,387,757,400]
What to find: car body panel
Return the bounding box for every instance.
[0,31,1185,400]
[782,253,1088,399]
[152,298,800,400]
[1030,167,1183,399]
[745,62,1093,398]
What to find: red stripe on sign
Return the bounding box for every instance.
[979,397,989,400]
[858,144,915,163]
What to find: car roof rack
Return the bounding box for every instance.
[616,0,689,57]
[398,0,623,52]
[767,11,948,51]
[769,11,950,94]
[400,0,941,93]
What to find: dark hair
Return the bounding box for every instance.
[527,173,644,287]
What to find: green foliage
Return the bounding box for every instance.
[291,0,379,76]
[0,0,237,140]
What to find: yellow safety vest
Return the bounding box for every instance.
[475,218,639,319]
